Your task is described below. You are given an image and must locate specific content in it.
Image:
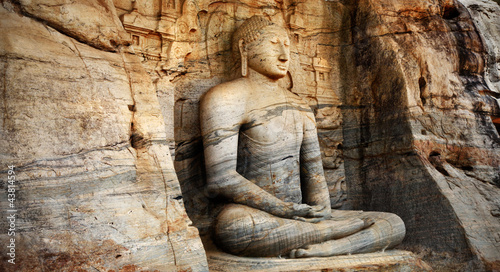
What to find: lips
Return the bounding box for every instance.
[277,65,287,70]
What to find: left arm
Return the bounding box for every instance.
[300,109,332,220]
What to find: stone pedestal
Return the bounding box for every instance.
[206,240,431,272]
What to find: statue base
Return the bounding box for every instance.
[206,242,431,272]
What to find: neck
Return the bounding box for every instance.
[245,68,281,90]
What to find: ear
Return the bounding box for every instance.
[238,39,246,56]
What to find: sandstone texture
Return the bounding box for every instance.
[207,249,432,272]
[0,1,206,271]
[0,0,499,271]
[340,0,500,270]
[17,0,131,51]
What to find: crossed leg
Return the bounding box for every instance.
[289,210,406,258]
[214,204,402,257]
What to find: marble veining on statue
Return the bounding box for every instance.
[200,16,406,258]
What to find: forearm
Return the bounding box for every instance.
[306,180,331,210]
[301,163,331,209]
[300,123,332,210]
[209,171,296,218]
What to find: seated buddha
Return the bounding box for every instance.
[200,15,405,258]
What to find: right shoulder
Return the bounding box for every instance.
[201,78,249,110]
[200,78,249,128]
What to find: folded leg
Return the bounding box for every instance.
[214,204,367,257]
[290,210,406,258]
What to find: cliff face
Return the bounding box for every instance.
[0,1,206,271]
[0,0,499,271]
[341,0,500,270]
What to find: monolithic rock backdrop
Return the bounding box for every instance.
[0,0,499,271]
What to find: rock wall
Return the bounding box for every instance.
[1,0,499,271]
[0,1,207,271]
[460,0,500,131]
[341,0,500,270]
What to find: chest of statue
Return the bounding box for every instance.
[236,102,305,203]
[240,103,303,147]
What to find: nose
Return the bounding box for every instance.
[278,43,289,62]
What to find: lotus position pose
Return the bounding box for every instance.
[200,16,405,258]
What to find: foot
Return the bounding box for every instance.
[289,246,310,258]
[289,240,347,258]
[363,217,376,228]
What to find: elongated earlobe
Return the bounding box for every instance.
[239,39,247,77]
[241,53,248,77]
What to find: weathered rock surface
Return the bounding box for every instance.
[207,248,432,272]
[0,1,207,271]
[113,0,500,270]
[1,0,500,271]
[460,0,500,132]
[17,0,131,51]
[340,0,500,270]
[460,0,500,94]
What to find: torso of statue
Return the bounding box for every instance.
[237,89,308,203]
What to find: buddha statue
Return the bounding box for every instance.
[200,15,405,258]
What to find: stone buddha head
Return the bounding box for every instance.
[232,16,290,79]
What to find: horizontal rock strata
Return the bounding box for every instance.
[341,0,500,270]
[0,2,207,271]
[1,0,499,271]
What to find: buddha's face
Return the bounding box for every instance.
[245,25,290,79]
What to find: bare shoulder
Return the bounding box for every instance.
[201,78,249,110]
[200,78,249,129]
